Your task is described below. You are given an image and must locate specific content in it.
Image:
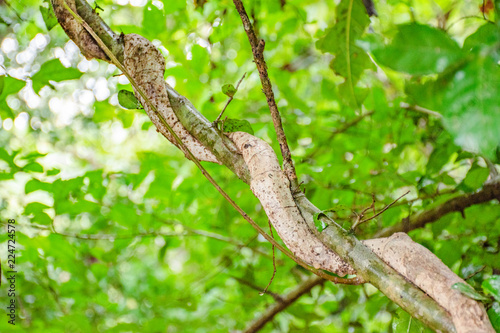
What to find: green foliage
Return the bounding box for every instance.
[483,276,500,302]
[221,83,236,97]
[0,0,499,332]
[31,59,83,93]
[40,0,58,31]
[371,24,465,75]
[222,118,254,135]
[117,90,142,109]
[452,282,491,302]
[392,308,433,333]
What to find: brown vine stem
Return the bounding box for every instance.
[61,0,359,286]
[232,0,299,191]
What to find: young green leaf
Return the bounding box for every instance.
[483,276,500,302]
[118,90,142,109]
[222,84,237,98]
[40,1,58,31]
[222,118,254,135]
[452,282,491,302]
[313,212,328,232]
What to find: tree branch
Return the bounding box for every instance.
[232,0,299,191]
[243,275,325,333]
[374,181,500,238]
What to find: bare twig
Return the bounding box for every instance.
[374,181,500,238]
[305,111,374,160]
[230,276,283,302]
[352,191,410,231]
[261,219,277,295]
[232,0,299,191]
[214,72,247,124]
[400,102,442,118]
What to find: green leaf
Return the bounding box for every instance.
[222,84,237,97]
[392,308,432,332]
[142,2,166,38]
[25,179,51,194]
[463,24,500,55]
[441,56,500,158]
[483,276,500,302]
[222,118,254,135]
[372,24,464,75]
[47,169,60,176]
[162,0,186,15]
[316,0,374,105]
[451,282,491,302]
[462,166,489,191]
[488,302,500,331]
[22,162,44,173]
[31,59,83,93]
[40,1,58,31]
[0,76,26,118]
[313,212,328,232]
[118,90,142,109]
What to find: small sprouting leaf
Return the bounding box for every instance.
[118,90,142,109]
[222,84,237,97]
[483,276,500,302]
[452,282,491,302]
[40,1,58,31]
[313,212,328,232]
[222,118,254,135]
[0,75,4,94]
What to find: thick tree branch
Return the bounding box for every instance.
[374,181,500,238]
[232,0,299,191]
[51,2,495,332]
[243,275,325,333]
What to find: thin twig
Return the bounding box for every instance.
[230,276,283,302]
[261,219,277,295]
[232,0,299,191]
[244,275,325,333]
[400,102,442,118]
[352,191,410,230]
[214,72,246,124]
[305,111,374,160]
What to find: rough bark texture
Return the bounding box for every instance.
[123,34,220,164]
[364,234,494,333]
[228,132,355,276]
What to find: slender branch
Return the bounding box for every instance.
[305,111,373,160]
[352,191,410,230]
[230,276,283,302]
[232,0,299,191]
[374,181,500,238]
[400,102,442,118]
[243,275,325,333]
